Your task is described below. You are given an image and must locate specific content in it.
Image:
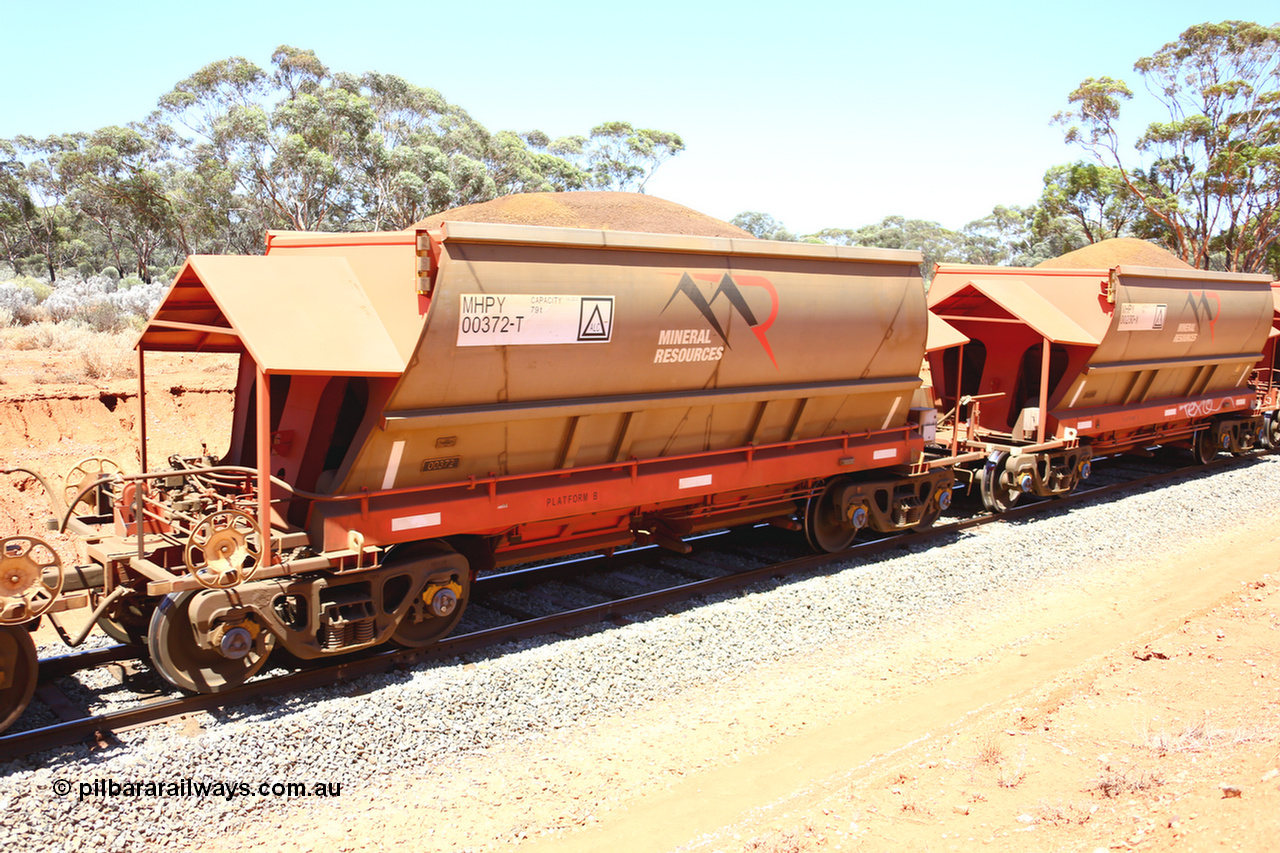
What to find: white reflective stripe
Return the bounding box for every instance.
[873,448,898,460]
[1078,420,1093,429]
[1165,408,1178,417]
[382,440,405,491]
[679,474,713,489]
[881,396,902,430]
[391,512,441,532]
[1069,381,1087,407]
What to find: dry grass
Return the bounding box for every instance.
[975,732,1004,767]
[898,796,930,816]
[996,758,1028,789]
[1141,713,1279,755]
[1036,800,1093,825]
[0,322,136,382]
[743,823,821,852]
[1087,766,1164,798]
[971,732,1027,787]
[1,321,95,351]
[79,334,135,380]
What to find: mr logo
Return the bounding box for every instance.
[1183,290,1221,340]
[662,273,779,368]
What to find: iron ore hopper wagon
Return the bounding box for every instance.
[0,223,953,730]
[924,262,1278,510]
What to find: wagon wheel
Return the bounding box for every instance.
[911,483,952,533]
[97,594,157,645]
[147,590,275,693]
[0,536,63,625]
[183,510,263,589]
[979,452,1021,513]
[803,480,858,553]
[0,625,37,732]
[390,543,471,648]
[63,457,120,512]
[1190,428,1218,465]
[1265,413,1280,451]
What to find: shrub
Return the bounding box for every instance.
[0,283,41,325]
[16,276,52,302]
[79,301,127,333]
[102,266,120,281]
[44,279,112,323]
[79,332,135,380]
[120,274,144,290]
[85,273,116,293]
[110,280,166,319]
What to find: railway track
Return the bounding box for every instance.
[0,449,1265,762]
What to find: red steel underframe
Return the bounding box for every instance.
[306,427,926,555]
[950,388,1255,459]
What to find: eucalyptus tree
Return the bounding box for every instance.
[59,125,178,281]
[152,54,273,252]
[0,139,30,270]
[806,216,968,282]
[353,71,505,228]
[960,205,1041,266]
[1034,162,1143,245]
[8,133,91,280]
[1054,20,1280,271]
[155,48,377,235]
[729,211,796,241]
[584,122,685,192]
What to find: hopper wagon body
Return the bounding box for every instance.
[1257,283,1280,444]
[925,263,1276,510]
[0,223,950,716]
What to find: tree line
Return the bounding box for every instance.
[1,21,1277,298]
[736,20,1280,280]
[732,160,1149,274]
[0,46,684,284]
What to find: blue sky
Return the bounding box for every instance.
[3,1,1275,234]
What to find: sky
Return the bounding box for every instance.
[3,1,1276,235]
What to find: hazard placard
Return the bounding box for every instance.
[1117,302,1167,331]
[577,298,613,341]
[457,294,614,346]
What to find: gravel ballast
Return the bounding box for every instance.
[2,455,1279,851]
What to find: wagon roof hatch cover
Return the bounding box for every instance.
[136,254,405,375]
[930,279,1101,347]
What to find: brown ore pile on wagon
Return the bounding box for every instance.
[415,191,754,238]
[1034,237,1193,270]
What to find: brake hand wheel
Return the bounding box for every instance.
[0,536,63,625]
[183,510,263,589]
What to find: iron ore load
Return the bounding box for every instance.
[1,222,954,730]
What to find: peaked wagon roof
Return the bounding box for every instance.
[929,278,1101,346]
[136,254,405,375]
